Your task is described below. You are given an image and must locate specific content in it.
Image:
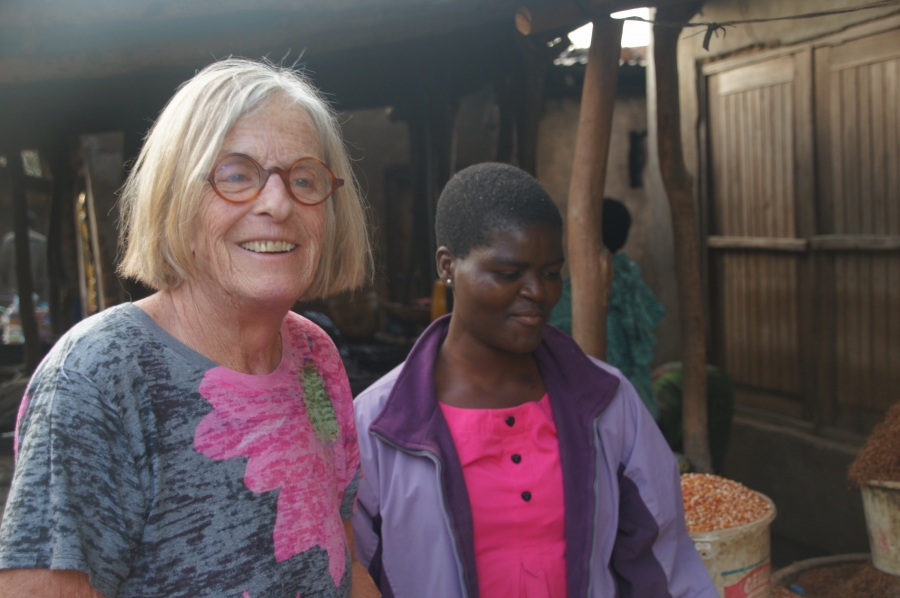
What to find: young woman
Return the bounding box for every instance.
[352,163,716,598]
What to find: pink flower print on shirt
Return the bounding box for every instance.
[194,343,350,587]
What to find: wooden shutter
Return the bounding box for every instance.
[814,27,900,432]
[705,50,815,417]
[702,21,900,433]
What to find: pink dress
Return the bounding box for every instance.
[439,394,567,598]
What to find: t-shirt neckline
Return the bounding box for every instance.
[124,302,291,385]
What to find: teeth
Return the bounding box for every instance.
[240,241,297,253]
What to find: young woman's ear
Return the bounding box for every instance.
[435,247,457,286]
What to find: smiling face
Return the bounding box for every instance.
[440,224,565,355]
[189,94,327,309]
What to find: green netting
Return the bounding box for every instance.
[653,362,735,471]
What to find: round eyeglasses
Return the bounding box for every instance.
[208,153,344,206]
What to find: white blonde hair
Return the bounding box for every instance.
[118,58,372,298]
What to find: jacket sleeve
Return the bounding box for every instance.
[609,375,718,598]
[351,457,379,571]
[351,396,382,571]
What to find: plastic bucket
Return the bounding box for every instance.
[861,480,900,576]
[689,492,777,598]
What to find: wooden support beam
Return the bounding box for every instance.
[515,0,691,35]
[515,0,695,37]
[82,162,108,313]
[654,2,711,473]
[566,17,622,360]
[706,235,900,253]
[810,234,900,251]
[707,236,809,252]
[4,145,42,371]
[515,4,587,36]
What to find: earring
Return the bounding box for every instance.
[446,278,452,285]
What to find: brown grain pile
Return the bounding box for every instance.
[771,588,803,598]
[681,474,772,532]
[849,400,900,487]
[789,562,900,598]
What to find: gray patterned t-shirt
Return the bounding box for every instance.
[0,304,360,598]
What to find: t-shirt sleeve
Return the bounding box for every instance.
[301,317,362,521]
[0,359,146,598]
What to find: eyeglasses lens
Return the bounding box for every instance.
[290,161,331,204]
[213,155,260,202]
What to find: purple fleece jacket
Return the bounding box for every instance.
[352,316,717,598]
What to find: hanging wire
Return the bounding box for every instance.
[619,0,900,50]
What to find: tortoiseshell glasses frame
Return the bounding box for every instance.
[208,153,344,206]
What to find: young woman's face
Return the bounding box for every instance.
[442,224,565,355]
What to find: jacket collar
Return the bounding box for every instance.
[370,315,621,598]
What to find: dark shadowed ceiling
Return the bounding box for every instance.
[0,0,686,145]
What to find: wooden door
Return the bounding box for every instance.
[706,50,815,418]
[814,27,900,433]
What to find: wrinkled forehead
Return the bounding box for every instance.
[219,105,321,166]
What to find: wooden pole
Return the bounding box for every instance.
[567,17,622,360]
[82,162,107,312]
[5,145,42,371]
[653,2,712,473]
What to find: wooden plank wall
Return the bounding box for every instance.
[708,55,804,409]
[713,60,796,239]
[828,52,900,236]
[833,254,900,425]
[715,253,802,396]
[705,23,900,434]
[821,29,900,431]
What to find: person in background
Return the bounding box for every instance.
[549,198,665,419]
[0,59,379,598]
[352,163,715,598]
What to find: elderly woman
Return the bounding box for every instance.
[352,163,716,598]
[0,60,379,598]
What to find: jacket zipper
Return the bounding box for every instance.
[585,411,605,598]
[371,431,471,598]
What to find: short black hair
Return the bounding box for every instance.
[602,198,631,253]
[435,163,563,257]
